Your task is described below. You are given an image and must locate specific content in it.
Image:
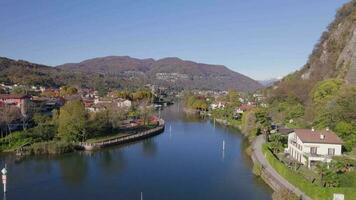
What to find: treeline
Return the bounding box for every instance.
[267,78,356,151]
[0,99,155,154]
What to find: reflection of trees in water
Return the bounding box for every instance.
[58,154,88,185]
[96,149,126,175]
[31,159,54,174]
[182,113,205,123]
[142,138,157,157]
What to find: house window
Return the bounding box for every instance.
[310,147,317,155]
[328,148,335,156]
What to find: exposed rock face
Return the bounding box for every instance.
[339,29,356,84]
[270,0,356,103]
[299,0,356,85]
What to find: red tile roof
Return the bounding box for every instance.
[294,129,343,144]
[0,94,31,99]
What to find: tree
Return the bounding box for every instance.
[0,105,21,135]
[11,86,27,95]
[268,134,286,154]
[59,86,78,96]
[255,108,272,136]
[227,89,240,107]
[33,113,51,126]
[139,100,154,125]
[311,79,343,105]
[316,163,340,187]
[107,105,127,128]
[58,100,87,142]
[313,86,356,150]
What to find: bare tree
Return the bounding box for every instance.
[0,105,21,135]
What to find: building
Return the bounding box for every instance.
[287,128,343,168]
[117,99,132,108]
[210,102,225,110]
[0,94,31,116]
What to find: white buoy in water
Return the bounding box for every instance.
[1,166,7,194]
[222,140,225,151]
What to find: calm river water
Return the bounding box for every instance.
[0,104,272,200]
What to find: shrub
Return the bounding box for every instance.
[29,141,74,155]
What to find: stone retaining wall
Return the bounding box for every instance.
[79,119,165,151]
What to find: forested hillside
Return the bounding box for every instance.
[58,56,262,91]
[0,55,262,92]
[266,0,356,151]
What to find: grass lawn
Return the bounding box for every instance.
[262,144,356,200]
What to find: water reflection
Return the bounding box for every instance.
[0,104,272,200]
[95,149,126,175]
[142,138,157,157]
[58,154,88,185]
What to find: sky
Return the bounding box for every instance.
[0,0,350,80]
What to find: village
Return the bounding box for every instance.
[0,82,180,155]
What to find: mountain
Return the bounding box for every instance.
[258,78,280,87]
[57,56,262,91]
[268,0,356,103]
[59,56,155,74]
[0,57,60,87]
[0,56,262,91]
[0,57,116,88]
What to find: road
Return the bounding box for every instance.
[252,135,312,200]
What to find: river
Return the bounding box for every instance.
[0,104,272,199]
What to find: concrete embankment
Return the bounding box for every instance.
[79,119,165,151]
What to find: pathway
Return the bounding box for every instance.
[252,135,312,200]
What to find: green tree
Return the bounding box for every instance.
[311,79,343,105]
[227,89,240,107]
[255,108,272,136]
[58,100,87,142]
[59,86,78,96]
[11,86,27,95]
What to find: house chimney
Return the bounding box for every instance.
[311,127,315,132]
[326,127,329,131]
[320,134,325,140]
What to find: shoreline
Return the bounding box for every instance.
[7,119,165,156]
[79,119,165,151]
[251,135,311,200]
[211,116,303,198]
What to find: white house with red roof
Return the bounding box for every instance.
[287,128,343,168]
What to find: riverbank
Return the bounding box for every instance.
[79,119,165,150]
[251,135,311,200]
[1,119,165,156]
[255,135,356,200]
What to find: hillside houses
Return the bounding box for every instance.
[85,97,133,112]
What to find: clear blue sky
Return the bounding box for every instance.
[0,0,350,80]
